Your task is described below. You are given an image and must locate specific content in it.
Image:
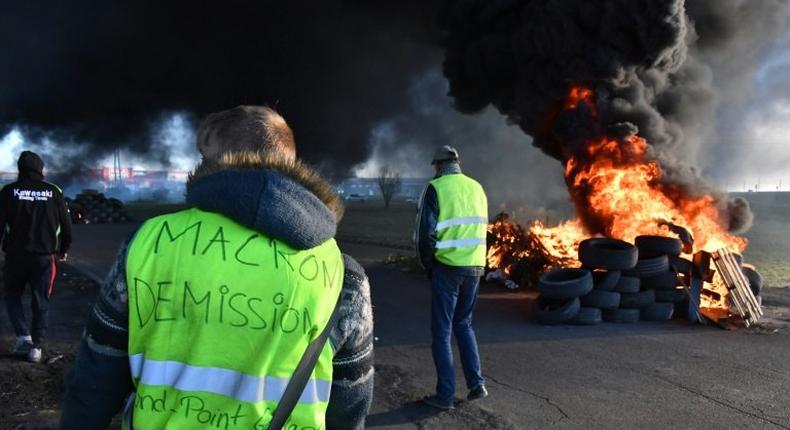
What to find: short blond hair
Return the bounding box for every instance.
[197,105,296,159]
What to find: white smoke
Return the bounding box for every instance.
[96,112,198,172]
[0,129,24,171]
[354,68,571,222]
[0,112,200,202]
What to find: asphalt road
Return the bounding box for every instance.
[60,224,790,429]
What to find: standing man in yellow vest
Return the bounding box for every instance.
[416,145,488,410]
[60,106,374,429]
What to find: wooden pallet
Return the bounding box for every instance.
[711,250,763,327]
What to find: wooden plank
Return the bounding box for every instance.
[712,250,762,326]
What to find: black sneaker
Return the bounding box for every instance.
[467,385,488,401]
[422,395,455,410]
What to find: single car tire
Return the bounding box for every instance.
[538,268,593,300]
[578,238,638,271]
[580,290,621,310]
[732,253,744,267]
[620,289,656,309]
[614,276,640,293]
[655,288,688,303]
[603,308,640,323]
[742,267,763,296]
[668,256,693,274]
[641,271,679,291]
[624,255,669,278]
[641,302,675,321]
[635,235,683,257]
[592,270,621,291]
[568,307,602,325]
[533,296,581,325]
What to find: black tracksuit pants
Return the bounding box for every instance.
[4,253,57,346]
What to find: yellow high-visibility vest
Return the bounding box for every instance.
[124,208,343,429]
[429,174,488,267]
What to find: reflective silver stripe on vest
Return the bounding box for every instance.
[434,238,486,249]
[129,354,331,404]
[435,216,488,232]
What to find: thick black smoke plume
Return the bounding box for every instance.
[440,0,787,234]
[0,1,440,172]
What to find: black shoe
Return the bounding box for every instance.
[467,385,488,401]
[422,395,455,410]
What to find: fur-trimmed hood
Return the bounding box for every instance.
[186,151,344,250]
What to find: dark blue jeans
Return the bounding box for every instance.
[430,266,484,401]
[4,253,57,345]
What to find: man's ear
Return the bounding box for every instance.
[197,136,208,157]
[197,131,216,158]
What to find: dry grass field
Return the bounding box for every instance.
[737,192,790,288]
[337,200,418,248]
[337,193,790,288]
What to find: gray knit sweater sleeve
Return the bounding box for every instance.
[326,254,374,429]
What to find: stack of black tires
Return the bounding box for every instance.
[535,236,686,325]
[533,235,766,326]
[533,268,595,325]
[66,190,131,224]
[624,236,689,322]
[578,237,648,324]
[534,237,638,325]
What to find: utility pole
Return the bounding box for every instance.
[113,149,123,185]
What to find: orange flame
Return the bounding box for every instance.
[543,86,747,256]
[488,86,748,314]
[564,87,597,115]
[564,132,746,253]
[486,218,530,276]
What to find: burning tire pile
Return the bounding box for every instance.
[533,236,763,326]
[65,190,131,224]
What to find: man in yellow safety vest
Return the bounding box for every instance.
[415,145,488,410]
[60,106,374,429]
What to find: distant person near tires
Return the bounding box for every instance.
[0,151,72,363]
[416,145,489,410]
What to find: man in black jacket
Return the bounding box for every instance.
[0,151,72,363]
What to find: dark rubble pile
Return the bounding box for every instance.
[66,189,131,224]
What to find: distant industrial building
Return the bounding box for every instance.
[0,167,188,202]
[0,169,432,204]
